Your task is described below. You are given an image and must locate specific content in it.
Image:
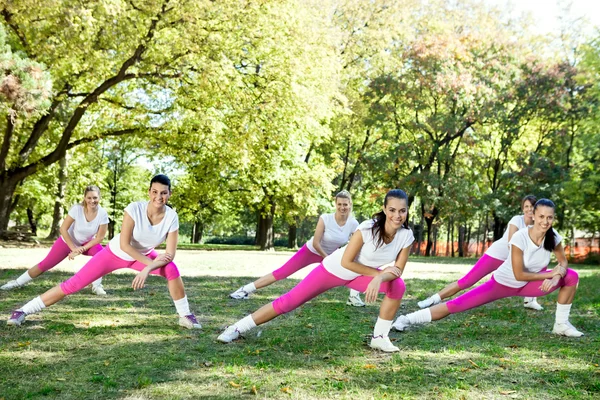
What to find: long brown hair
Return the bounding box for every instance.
[371,189,409,249]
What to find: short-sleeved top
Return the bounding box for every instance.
[108,201,179,261]
[63,204,109,247]
[305,214,359,256]
[493,227,562,288]
[485,215,528,261]
[323,219,415,280]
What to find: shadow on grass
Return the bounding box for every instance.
[0,268,598,399]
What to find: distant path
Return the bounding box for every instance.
[0,247,476,281]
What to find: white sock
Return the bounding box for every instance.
[407,309,432,325]
[524,297,534,303]
[242,282,257,294]
[92,277,103,288]
[16,271,33,286]
[555,303,572,325]
[431,293,441,304]
[373,317,393,338]
[21,296,46,315]
[349,289,361,297]
[234,315,257,334]
[173,296,191,317]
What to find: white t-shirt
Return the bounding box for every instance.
[323,219,415,280]
[108,201,179,261]
[306,214,359,256]
[64,204,109,247]
[493,227,562,288]
[485,215,528,261]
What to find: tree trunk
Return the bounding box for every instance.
[26,207,37,236]
[451,219,455,257]
[257,202,276,251]
[446,219,451,257]
[0,177,20,231]
[492,213,505,241]
[287,221,297,249]
[192,220,204,243]
[458,224,466,257]
[466,224,472,257]
[424,206,439,256]
[475,218,482,257]
[46,156,68,240]
[432,226,438,256]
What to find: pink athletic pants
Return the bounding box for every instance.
[447,269,579,314]
[272,264,406,315]
[38,238,103,272]
[60,245,180,295]
[271,244,323,281]
[456,254,504,290]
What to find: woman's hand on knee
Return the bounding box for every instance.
[365,276,382,304]
[540,276,560,292]
[132,269,150,290]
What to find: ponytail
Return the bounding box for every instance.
[371,189,409,249]
[533,198,556,251]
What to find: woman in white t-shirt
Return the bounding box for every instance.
[8,175,201,330]
[393,199,583,338]
[1,185,109,295]
[229,191,365,306]
[417,195,544,311]
[219,189,415,352]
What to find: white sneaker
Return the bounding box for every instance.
[524,298,543,311]
[179,314,202,329]
[7,310,26,326]
[229,287,250,300]
[217,326,241,343]
[91,285,107,296]
[1,280,22,291]
[418,295,440,309]
[346,294,366,307]
[370,336,399,352]
[552,322,584,337]
[392,315,410,331]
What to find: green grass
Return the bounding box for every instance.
[0,267,598,399]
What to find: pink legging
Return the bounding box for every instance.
[447,269,579,314]
[38,238,103,272]
[60,245,180,295]
[456,254,504,290]
[272,264,406,315]
[271,244,323,281]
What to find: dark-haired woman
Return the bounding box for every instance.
[230,190,364,306]
[218,189,414,352]
[418,195,544,311]
[1,185,109,296]
[8,175,201,329]
[393,199,583,337]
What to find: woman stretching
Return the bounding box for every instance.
[230,191,365,307]
[1,185,109,296]
[219,189,414,352]
[7,175,201,329]
[418,195,544,311]
[393,199,583,338]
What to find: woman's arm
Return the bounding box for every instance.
[311,217,328,258]
[131,230,178,290]
[540,243,569,292]
[82,224,108,250]
[506,224,519,243]
[59,216,79,252]
[119,212,154,265]
[511,244,561,282]
[363,246,409,303]
[341,232,381,277]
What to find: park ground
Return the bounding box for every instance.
[0,247,598,399]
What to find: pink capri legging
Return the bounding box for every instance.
[60,245,180,295]
[271,244,323,281]
[38,238,103,272]
[447,269,579,314]
[272,264,406,315]
[456,254,504,290]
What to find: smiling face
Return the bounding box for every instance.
[149,182,171,208]
[383,197,408,230]
[84,190,100,211]
[335,197,351,217]
[532,205,554,233]
[522,199,534,222]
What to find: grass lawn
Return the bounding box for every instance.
[0,264,598,399]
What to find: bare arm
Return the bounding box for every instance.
[311,217,328,258]
[82,224,108,250]
[341,232,381,277]
[506,224,519,243]
[131,229,178,290]
[511,244,563,282]
[59,215,79,252]
[120,212,154,266]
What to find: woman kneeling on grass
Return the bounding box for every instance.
[218,189,414,352]
[392,199,583,338]
[7,174,201,330]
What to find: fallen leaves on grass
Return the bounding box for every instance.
[16,341,31,347]
[500,390,517,395]
[468,359,479,368]
[280,387,292,394]
[229,381,240,388]
[251,385,258,395]
[364,364,377,369]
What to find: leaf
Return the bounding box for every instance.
[104,360,110,366]
[251,385,258,395]
[364,364,377,369]
[229,381,240,388]
[468,359,480,368]
[17,341,31,347]
[500,390,517,395]
[56,378,66,381]
[280,387,292,394]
